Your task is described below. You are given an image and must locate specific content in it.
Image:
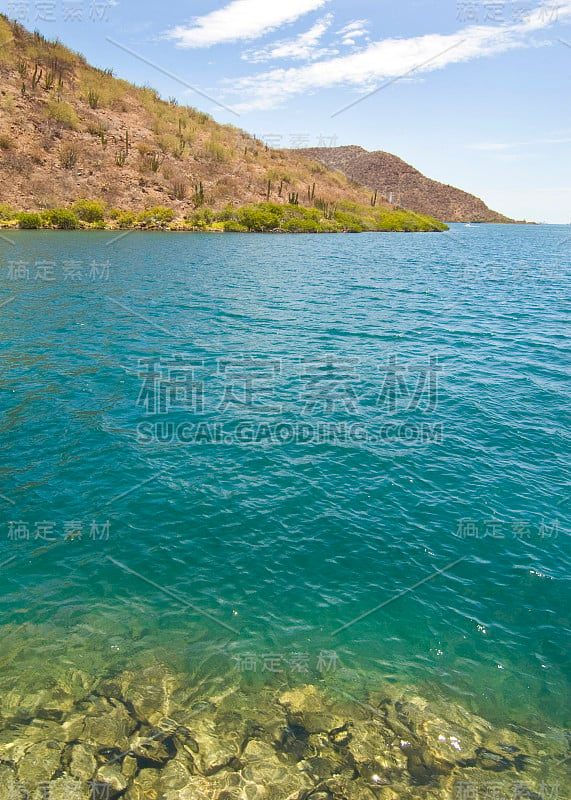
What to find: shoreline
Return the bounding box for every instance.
[0,225,448,234]
[0,200,450,234]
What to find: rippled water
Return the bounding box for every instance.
[1,225,569,732]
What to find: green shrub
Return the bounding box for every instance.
[188,208,215,228]
[73,199,106,222]
[283,217,321,233]
[222,220,248,232]
[334,210,365,232]
[0,203,15,220]
[17,212,43,229]
[237,203,282,232]
[43,208,79,229]
[114,211,136,228]
[374,209,447,232]
[318,219,342,233]
[137,206,175,225]
[217,205,236,222]
[205,140,227,162]
[45,101,79,130]
[79,70,127,109]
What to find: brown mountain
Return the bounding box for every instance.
[291,146,512,223]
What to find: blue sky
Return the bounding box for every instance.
[3,0,571,221]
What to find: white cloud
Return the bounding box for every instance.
[336,19,370,46]
[165,0,331,49]
[242,14,335,62]
[226,0,570,111]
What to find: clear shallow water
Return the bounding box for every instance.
[0,225,569,731]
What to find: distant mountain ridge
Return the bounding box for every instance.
[291,146,513,223]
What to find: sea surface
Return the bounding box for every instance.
[0,224,569,736]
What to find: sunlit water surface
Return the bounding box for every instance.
[0,224,569,733]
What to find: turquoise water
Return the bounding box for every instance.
[1,225,569,731]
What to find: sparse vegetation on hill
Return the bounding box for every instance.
[0,200,448,232]
[0,15,448,232]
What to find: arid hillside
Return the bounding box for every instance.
[0,16,387,215]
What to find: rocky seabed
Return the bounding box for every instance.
[0,662,569,800]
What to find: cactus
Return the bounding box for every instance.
[43,70,55,90]
[17,59,27,79]
[278,180,283,197]
[315,197,336,220]
[115,149,126,167]
[311,183,316,201]
[266,179,271,201]
[87,89,99,109]
[288,192,299,205]
[193,181,205,207]
[114,130,130,159]
[31,64,43,89]
[99,130,108,150]
[59,145,78,170]
[147,151,163,172]
[173,182,186,200]
[371,190,378,207]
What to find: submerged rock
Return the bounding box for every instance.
[39,775,90,800]
[0,654,568,800]
[447,771,544,800]
[69,742,97,781]
[0,764,18,800]
[121,664,180,726]
[177,774,217,800]
[347,719,408,786]
[279,685,345,734]
[122,753,138,778]
[17,739,63,786]
[125,767,164,800]
[82,698,137,750]
[191,721,240,775]
[161,757,192,790]
[243,738,313,798]
[323,774,381,800]
[97,764,129,794]
[129,732,173,767]
[475,747,514,771]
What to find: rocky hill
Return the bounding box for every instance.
[0,16,505,226]
[292,146,512,223]
[0,16,401,217]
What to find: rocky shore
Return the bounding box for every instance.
[0,660,568,800]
